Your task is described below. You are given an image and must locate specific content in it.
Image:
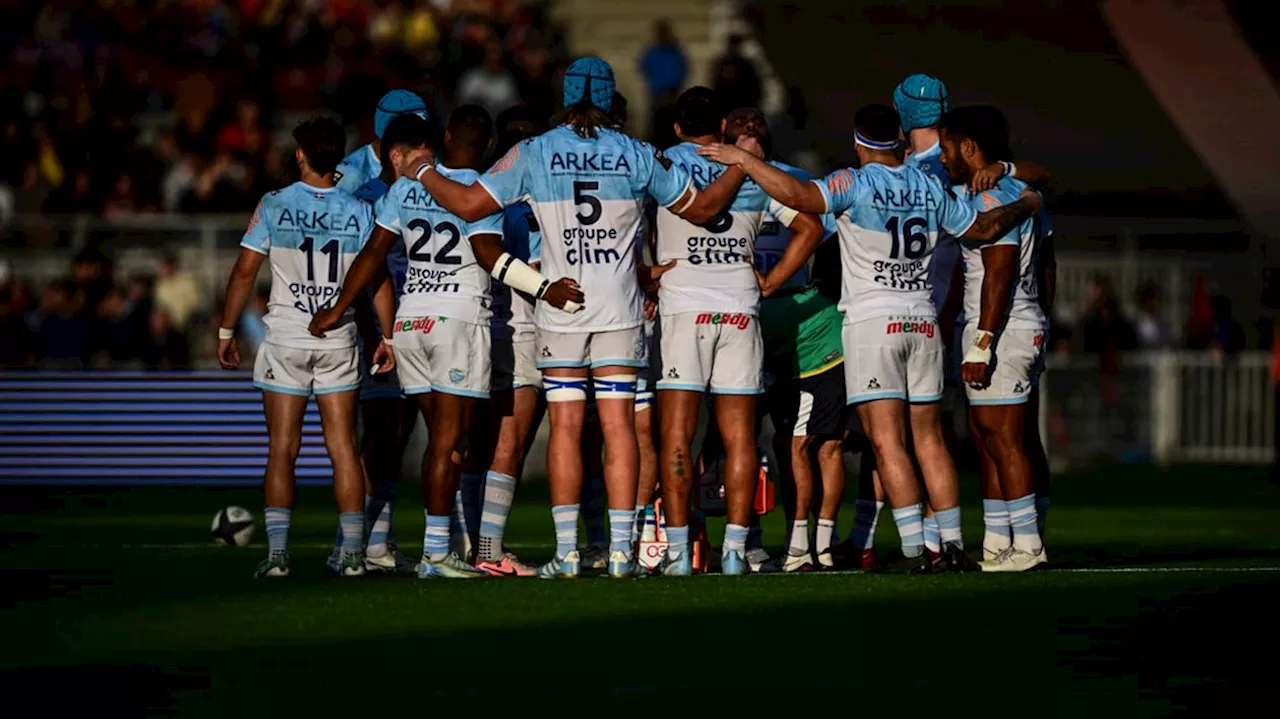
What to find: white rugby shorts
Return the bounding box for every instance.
[656,311,763,395]
[253,342,360,397]
[535,326,646,370]
[393,316,491,399]
[843,316,943,405]
[962,324,1046,405]
[491,336,542,391]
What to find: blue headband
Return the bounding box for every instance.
[855,132,898,150]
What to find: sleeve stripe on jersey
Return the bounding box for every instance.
[810,179,831,214]
[475,178,509,210]
[951,212,978,240]
[662,178,695,211]
[374,219,399,234]
[239,241,268,256]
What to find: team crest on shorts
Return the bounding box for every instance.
[541,346,551,358]
[634,337,645,359]
[264,368,275,380]
[449,368,466,384]
[1013,381,1027,394]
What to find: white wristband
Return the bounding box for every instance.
[218,327,234,340]
[963,329,995,365]
[1002,161,1016,179]
[382,335,393,343]
[414,162,435,180]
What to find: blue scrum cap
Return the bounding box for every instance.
[563,57,615,112]
[893,74,948,133]
[375,90,428,139]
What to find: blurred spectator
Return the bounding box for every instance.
[639,21,687,110]
[649,90,680,151]
[457,39,520,121]
[153,252,203,366]
[1080,276,1136,374]
[1134,282,1171,349]
[1185,275,1216,350]
[30,279,89,367]
[711,34,761,113]
[1209,296,1245,356]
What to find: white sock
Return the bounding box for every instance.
[815,519,836,554]
[787,519,809,556]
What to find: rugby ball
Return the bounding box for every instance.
[212,506,255,547]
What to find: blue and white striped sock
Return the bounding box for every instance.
[478,470,517,561]
[607,508,634,557]
[339,511,364,553]
[666,525,689,560]
[1036,495,1050,537]
[935,506,962,547]
[982,498,1012,555]
[582,476,607,548]
[367,499,392,556]
[423,513,450,561]
[849,499,883,549]
[1007,494,1043,554]
[552,504,580,558]
[265,507,291,556]
[373,482,398,545]
[922,515,941,553]
[724,523,749,554]
[891,503,924,558]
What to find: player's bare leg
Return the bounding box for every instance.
[971,411,1009,561]
[473,385,541,576]
[356,396,416,573]
[589,364,642,577]
[909,402,972,570]
[314,389,367,576]
[540,368,589,578]
[1026,388,1051,537]
[780,434,817,571]
[580,412,609,570]
[971,403,1045,571]
[715,394,759,575]
[257,390,308,578]
[837,436,885,569]
[658,388,701,575]
[417,391,487,578]
[635,403,659,507]
[857,399,930,572]
[813,437,845,567]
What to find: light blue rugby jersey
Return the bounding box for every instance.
[752,160,838,291]
[653,142,801,316]
[813,163,977,324]
[477,126,692,333]
[352,174,408,298]
[335,143,381,197]
[954,177,1049,331]
[374,167,504,326]
[906,142,962,319]
[490,202,542,341]
[241,182,375,349]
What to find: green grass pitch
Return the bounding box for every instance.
[3,465,1280,714]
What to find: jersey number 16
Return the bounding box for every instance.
[885,216,928,260]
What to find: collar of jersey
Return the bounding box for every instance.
[297,181,338,193]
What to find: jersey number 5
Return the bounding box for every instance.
[885,216,928,260]
[574,181,601,225]
[407,218,463,265]
[300,236,339,282]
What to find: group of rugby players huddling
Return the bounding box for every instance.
[217,56,1053,580]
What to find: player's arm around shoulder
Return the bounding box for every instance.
[953,177,1041,244]
[696,138,827,215]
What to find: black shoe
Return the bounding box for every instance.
[941,541,979,572]
[876,549,932,574]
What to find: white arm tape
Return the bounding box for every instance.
[672,186,698,214]
[218,327,235,340]
[963,329,995,365]
[1002,161,1016,179]
[414,163,435,180]
[491,251,550,297]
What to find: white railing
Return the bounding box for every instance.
[1040,351,1274,469]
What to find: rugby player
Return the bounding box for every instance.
[335,90,430,195]
[406,57,754,578]
[937,105,1050,571]
[725,107,846,572]
[218,117,394,578]
[325,97,424,575]
[310,108,583,579]
[700,103,1041,573]
[653,88,822,576]
[456,106,551,576]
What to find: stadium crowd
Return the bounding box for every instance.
[0,0,567,222]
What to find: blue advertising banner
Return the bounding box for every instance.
[0,372,335,485]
